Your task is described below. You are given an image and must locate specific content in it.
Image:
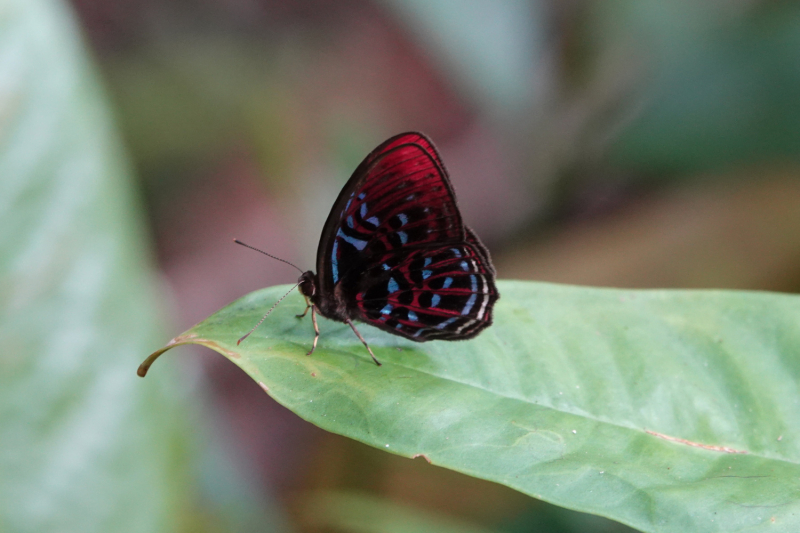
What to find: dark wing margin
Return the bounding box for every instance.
[316,132,466,296]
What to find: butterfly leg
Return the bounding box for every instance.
[297,296,311,318]
[345,318,382,366]
[306,305,320,356]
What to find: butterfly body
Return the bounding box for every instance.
[295,132,499,365]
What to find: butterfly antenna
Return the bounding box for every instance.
[237,282,301,345]
[233,239,304,274]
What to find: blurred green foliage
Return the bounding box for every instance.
[0,0,193,531]
[0,1,289,532]
[300,491,504,533]
[601,2,800,174]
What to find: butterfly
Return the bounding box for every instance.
[239,132,499,366]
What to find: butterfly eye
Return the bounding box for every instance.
[297,272,317,298]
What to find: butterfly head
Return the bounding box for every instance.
[298,271,318,300]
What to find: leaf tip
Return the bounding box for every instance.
[137,347,166,378]
[137,334,195,378]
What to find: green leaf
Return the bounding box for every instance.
[0,1,193,531]
[141,281,800,533]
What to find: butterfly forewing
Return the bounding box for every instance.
[317,133,465,295]
[353,239,498,341]
[359,132,447,173]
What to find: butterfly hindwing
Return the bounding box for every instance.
[317,132,465,295]
[353,238,498,341]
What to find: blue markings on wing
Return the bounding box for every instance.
[347,216,354,228]
[461,275,478,315]
[423,257,432,267]
[443,277,453,289]
[337,229,367,250]
[431,294,441,307]
[397,231,408,244]
[360,202,368,218]
[396,323,404,330]
[436,316,459,330]
[357,192,366,200]
[422,269,432,279]
[413,329,424,337]
[382,263,390,270]
[451,248,462,257]
[462,293,478,316]
[367,216,380,226]
[331,240,339,282]
[408,311,418,322]
[388,277,399,293]
[381,304,393,315]
[397,213,408,225]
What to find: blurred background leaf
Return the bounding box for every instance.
[601,1,800,175]
[299,491,503,533]
[0,0,192,530]
[0,0,285,532]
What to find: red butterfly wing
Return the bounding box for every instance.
[353,239,498,341]
[316,132,466,296]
